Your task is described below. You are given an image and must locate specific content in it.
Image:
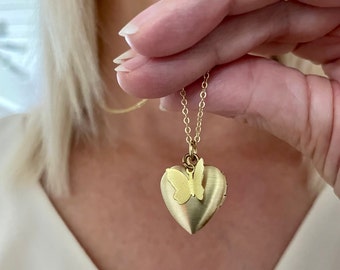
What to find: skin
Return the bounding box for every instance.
[116,0,340,192]
[51,1,339,269]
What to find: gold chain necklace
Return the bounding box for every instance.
[100,98,148,114]
[180,72,208,149]
[160,72,228,234]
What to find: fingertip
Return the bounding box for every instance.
[159,95,182,112]
[116,69,169,99]
[115,71,142,98]
[117,0,229,57]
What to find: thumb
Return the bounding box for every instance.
[160,56,340,195]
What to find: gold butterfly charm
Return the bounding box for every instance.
[166,158,205,204]
[160,158,227,234]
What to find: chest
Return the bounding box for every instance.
[51,165,317,270]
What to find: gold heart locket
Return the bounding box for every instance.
[160,72,228,234]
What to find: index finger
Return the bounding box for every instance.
[119,0,278,57]
[119,0,340,58]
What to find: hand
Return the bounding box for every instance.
[115,0,340,195]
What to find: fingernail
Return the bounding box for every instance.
[114,65,130,72]
[113,50,136,64]
[159,98,168,112]
[159,103,167,112]
[118,22,138,37]
[114,55,147,73]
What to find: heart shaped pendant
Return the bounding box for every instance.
[160,158,227,234]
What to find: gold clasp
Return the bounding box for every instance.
[189,140,197,156]
[182,152,200,172]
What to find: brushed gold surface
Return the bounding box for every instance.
[161,163,227,234]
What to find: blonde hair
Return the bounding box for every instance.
[5,0,102,195]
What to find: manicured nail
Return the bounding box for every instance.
[113,50,135,64]
[114,65,130,72]
[159,103,167,112]
[118,23,138,37]
[159,98,169,112]
[114,55,147,73]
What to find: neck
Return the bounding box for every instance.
[95,1,234,162]
[97,0,186,153]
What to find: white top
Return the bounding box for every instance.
[1,115,340,270]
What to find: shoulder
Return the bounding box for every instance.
[0,116,97,270]
[0,114,26,169]
[0,114,26,137]
[276,186,340,269]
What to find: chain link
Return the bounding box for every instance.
[180,72,209,155]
